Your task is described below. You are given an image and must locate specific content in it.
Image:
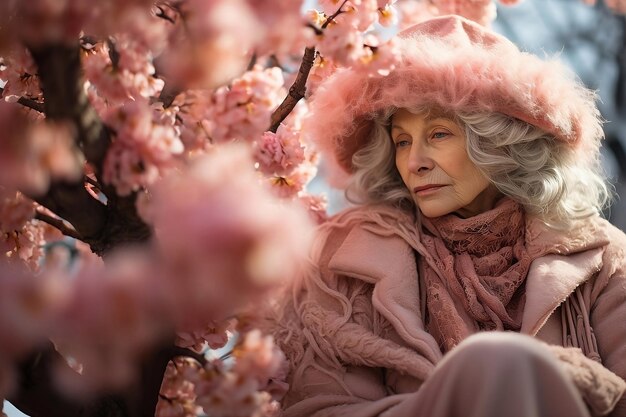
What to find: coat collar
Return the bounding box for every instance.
[520,248,604,335]
[326,209,609,352]
[327,224,443,363]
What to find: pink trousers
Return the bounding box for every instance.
[384,332,590,417]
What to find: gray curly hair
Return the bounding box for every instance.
[345,107,613,229]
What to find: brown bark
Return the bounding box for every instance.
[7,41,156,417]
[9,340,174,417]
[268,46,316,133]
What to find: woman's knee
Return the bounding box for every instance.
[446,331,556,368]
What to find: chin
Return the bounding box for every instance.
[416,203,457,219]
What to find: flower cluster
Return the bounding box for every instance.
[0,189,42,271]
[254,125,306,177]
[310,1,402,76]
[157,0,259,90]
[83,34,165,110]
[0,101,82,195]
[1,0,156,46]
[0,48,42,101]
[204,66,286,144]
[102,99,183,196]
[431,0,497,25]
[51,248,166,396]
[140,144,313,325]
[176,319,236,352]
[247,0,313,58]
[157,330,286,417]
[0,261,62,398]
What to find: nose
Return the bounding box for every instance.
[407,142,434,174]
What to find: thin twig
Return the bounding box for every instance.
[0,86,45,113]
[155,5,176,24]
[107,37,120,70]
[17,96,45,113]
[268,47,316,133]
[35,211,83,240]
[158,82,181,109]
[322,0,349,29]
[84,175,101,190]
[247,52,258,71]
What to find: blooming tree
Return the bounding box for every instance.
[0,0,619,416]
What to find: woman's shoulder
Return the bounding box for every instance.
[320,203,418,242]
[313,204,416,255]
[526,214,625,259]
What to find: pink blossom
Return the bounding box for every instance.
[52,248,168,396]
[158,0,258,90]
[0,102,83,194]
[431,0,497,25]
[0,189,36,233]
[360,34,401,76]
[307,54,339,96]
[254,125,305,176]
[247,0,313,57]
[156,358,200,417]
[171,90,214,152]
[396,0,438,29]
[0,190,47,270]
[0,47,41,100]
[141,144,313,325]
[83,40,164,105]
[195,371,270,417]
[205,66,286,144]
[0,260,67,365]
[233,330,286,388]
[268,162,318,199]
[315,17,368,67]
[378,3,399,27]
[102,99,183,196]
[299,193,329,224]
[176,319,236,352]
[4,0,157,46]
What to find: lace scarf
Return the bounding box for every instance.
[419,198,532,352]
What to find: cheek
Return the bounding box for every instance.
[461,166,490,196]
[395,154,410,184]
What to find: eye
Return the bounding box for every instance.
[394,138,411,148]
[431,130,450,140]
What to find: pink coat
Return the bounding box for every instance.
[273,205,626,417]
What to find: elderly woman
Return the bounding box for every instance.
[271,15,626,417]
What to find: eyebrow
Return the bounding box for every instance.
[390,114,454,132]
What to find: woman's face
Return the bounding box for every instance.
[391,108,501,218]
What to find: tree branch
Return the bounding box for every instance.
[169,346,208,367]
[268,47,316,133]
[28,43,111,176]
[84,175,102,191]
[35,210,82,240]
[27,181,107,244]
[9,339,176,417]
[0,86,45,113]
[323,0,350,29]
[9,341,89,417]
[157,81,181,109]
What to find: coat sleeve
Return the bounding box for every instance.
[270,224,431,417]
[591,234,626,417]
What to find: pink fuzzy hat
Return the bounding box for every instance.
[304,15,603,186]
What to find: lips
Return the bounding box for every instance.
[413,184,446,193]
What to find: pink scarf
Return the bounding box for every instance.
[419,198,533,352]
